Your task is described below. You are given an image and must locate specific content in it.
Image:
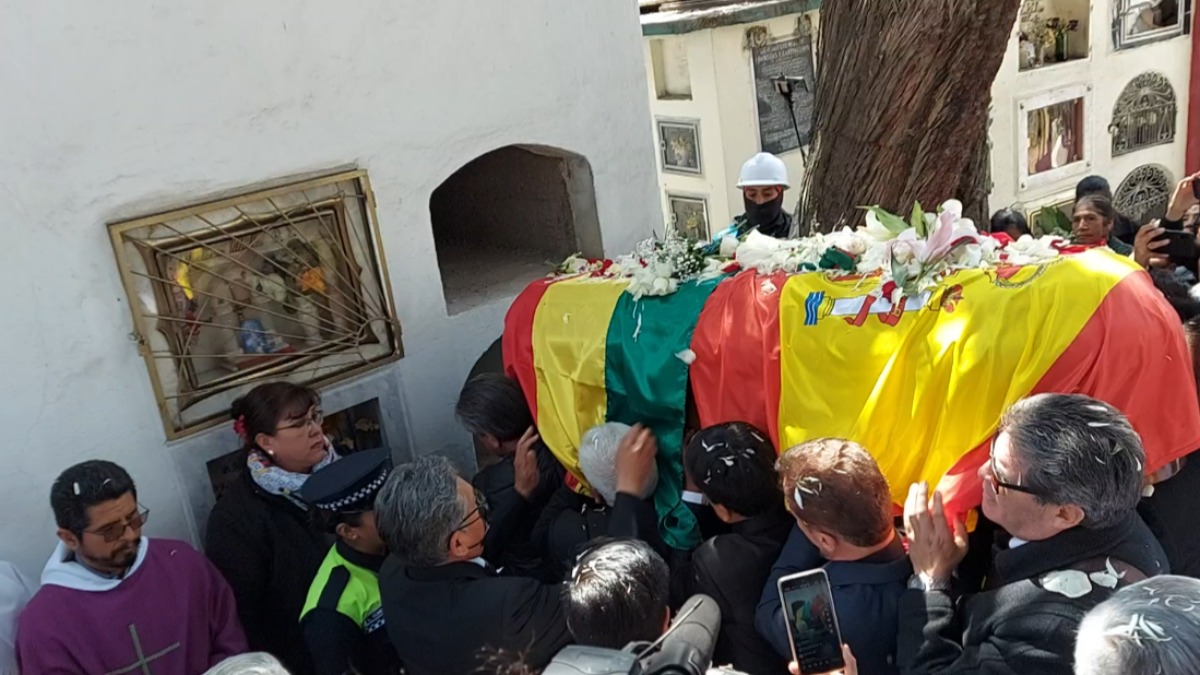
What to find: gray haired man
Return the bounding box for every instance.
[900,394,1169,674]
[1075,575,1200,675]
[375,455,572,675]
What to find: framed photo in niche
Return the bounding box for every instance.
[658,118,703,175]
[667,194,710,241]
[108,170,403,439]
[1018,84,1092,192]
[1113,0,1191,50]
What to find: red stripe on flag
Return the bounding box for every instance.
[689,271,788,449]
[503,278,556,424]
[937,270,1200,517]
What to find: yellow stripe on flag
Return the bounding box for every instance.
[532,277,629,487]
[778,250,1139,505]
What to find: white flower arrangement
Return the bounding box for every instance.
[618,237,726,300]
[551,200,1065,301]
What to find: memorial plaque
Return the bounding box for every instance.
[752,34,816,155]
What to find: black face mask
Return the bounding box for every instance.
[744,192,786,230]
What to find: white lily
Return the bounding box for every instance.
[863,209,900,242]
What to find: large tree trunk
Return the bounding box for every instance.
[798,0,1020,233]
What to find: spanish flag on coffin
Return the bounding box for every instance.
[503,249,1200,550]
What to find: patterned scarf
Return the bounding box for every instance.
[247,441,338,508]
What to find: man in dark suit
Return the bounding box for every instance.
[456,373,562,577]
[374,453,572,675]
[678,422,792,675]
[900,394,1169,674]
[756,438,911,674]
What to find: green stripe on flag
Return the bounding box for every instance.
[604,276,724,550]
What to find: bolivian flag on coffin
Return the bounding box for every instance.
[502,249,1200,550]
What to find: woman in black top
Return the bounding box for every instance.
[206,382,339,675]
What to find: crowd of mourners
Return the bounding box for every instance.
[4,171,1200,675]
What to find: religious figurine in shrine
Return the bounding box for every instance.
[283,238,336,340]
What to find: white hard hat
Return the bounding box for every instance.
[736,152,790,189]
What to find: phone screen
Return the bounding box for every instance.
[779,570,845,674]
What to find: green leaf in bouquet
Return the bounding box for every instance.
[911,201,927,238]
[1036,205,1072,237]
[867,206,910,235]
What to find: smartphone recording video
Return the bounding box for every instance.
[779,569,845,675]
[1154,229,1198,260]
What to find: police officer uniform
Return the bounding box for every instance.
[298,449,402,675]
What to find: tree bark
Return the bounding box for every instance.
[798,0,1020,233]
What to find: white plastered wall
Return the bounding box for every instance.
[0,0,660,578]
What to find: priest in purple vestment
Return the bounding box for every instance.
[16,460,247,674]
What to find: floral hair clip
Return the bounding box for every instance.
[233,415,247,439]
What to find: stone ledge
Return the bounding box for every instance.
[641,0,821,37]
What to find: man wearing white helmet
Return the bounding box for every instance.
[736,152,794,239]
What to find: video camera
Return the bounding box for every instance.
[542,594,741,675]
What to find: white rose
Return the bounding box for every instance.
[652,277,671,294]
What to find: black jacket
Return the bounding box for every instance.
[206,471,331,675]
[473,441,563,577]
[1138,451,1200,577]
[758,526,911,675]
[754,211,796,240]
[682,507,792,675]
[378,558,573,675]
[530,487,666,582]
[897,512,1169,674]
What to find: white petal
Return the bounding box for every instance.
[1042,570,1093,598]
[675,349,696,365]
[941,199,964,217]
[1089,570,1119,589]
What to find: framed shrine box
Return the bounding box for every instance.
[657,118,703,176]
[1114,0,1191,50]
[1018,84,1093,193]
[667,193,711,242]
[108,170,402,439]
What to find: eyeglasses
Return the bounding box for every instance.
[276,410,324,433]
[448,489,489,544]
[461,488,489,526]
[987,438,1040,497]
[85,506,150,542]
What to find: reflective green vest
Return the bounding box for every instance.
[301,543,385,633]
